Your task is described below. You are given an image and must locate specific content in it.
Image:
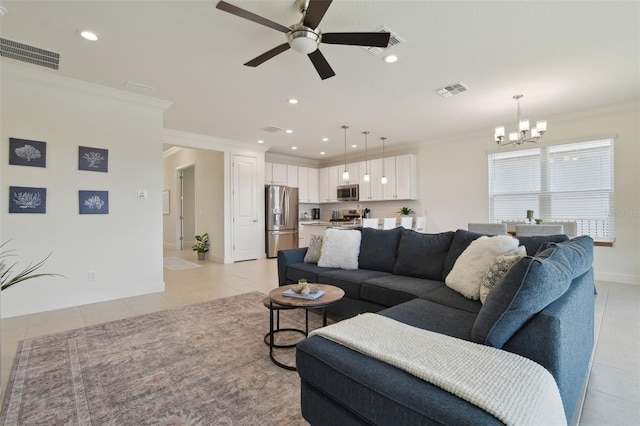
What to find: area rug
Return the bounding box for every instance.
[1,292,322,425]
[162,256,201,270]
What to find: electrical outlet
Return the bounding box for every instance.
[88,271,96,281]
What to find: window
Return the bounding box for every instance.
[488,139,614,237]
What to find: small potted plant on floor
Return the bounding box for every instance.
[192,233,209,260]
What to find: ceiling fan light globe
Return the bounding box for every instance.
[288,28,319,54]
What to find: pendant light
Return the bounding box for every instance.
[380,136,388,185]
[342,125,350,182]
[362,131,370,182]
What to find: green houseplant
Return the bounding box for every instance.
[1,241,63,291]
[397,207,414,216]
[192,233,210,260]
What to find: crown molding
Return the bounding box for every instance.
[0,61,173,111]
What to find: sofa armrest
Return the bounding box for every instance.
[277,248,308,286]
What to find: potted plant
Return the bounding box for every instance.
[192,233,210,260]
[397,207,414,216]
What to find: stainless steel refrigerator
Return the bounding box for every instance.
[265,185,299,258]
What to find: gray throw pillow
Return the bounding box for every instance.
[304,234,323,264]
[471,247,572,348]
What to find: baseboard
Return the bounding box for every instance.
[594,271,640,285]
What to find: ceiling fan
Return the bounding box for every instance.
[216,0,391,80]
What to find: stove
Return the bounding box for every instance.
[330,209,361,224]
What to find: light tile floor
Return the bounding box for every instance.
[1,249,639,424]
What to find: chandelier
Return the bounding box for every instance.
[494,94,547,147]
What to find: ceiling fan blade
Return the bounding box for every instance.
[322,32,391,48]
[216,1,290,33]
[303,0,333,29]
[308,49,335,80]
[244,43,291,67]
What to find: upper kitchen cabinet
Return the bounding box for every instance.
[319,166,340,203]
[382,154,417,200]
[287,165,298,188]
[298,166,320,203]
[265,162,288,185]
[359,159,383,201]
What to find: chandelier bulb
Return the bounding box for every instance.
[363,173,370,182]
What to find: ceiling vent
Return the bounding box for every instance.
[0,38,60,70]
[125,81,154,94]
[434,82,469,98]
[362,26,403,55]
[263,125,286,133]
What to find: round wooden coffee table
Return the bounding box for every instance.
[267,284,344,371]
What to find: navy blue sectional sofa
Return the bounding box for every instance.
[277,228,595,425]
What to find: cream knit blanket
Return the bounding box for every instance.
[309,313,566,426]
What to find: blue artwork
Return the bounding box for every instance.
[79,190,109,215]
[78,146,108,172]
[9,138,47,168]
[9,186,47,214]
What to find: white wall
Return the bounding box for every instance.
[418,100,640,284]
[162,148,225,262]
[1,64,172,317]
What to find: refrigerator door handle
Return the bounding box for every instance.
[283,188,289,228]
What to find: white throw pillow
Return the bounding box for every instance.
[445,235,520,300]
[318,228,361,270]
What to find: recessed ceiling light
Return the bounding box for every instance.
[351,144,357,148]
[257,140,264,144]
[288,98,298,104]
[80,30,98,41]
[383,54,398,63]
[320,152,326,155]
[291,146,297,150]
[322,138,329,142]
[285,129,293,134]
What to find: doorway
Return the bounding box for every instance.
[178,165,196,250]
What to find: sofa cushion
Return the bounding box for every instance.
[393,230,454,280]
[517,234,570,256]
[318,228,361,269]
[536,236,593,279]
[421,286,483,314]
[358,227,404,273]
[379,298,478,341]
[318,269,391,299]
[445,235,521,300]
[471,247,572,348]
[287,262,339,284]
[360,275,443,308]
[441,229,484,281]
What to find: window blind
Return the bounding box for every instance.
[488,139,614,237]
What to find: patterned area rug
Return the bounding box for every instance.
[1,292,322,425]
[162,256,201,270]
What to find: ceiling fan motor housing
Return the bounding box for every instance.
[287,23,320,54]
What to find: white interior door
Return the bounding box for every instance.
[233,155,258,261]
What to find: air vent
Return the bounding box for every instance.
[125,81,154,94]
[263,125,285,133]
[362,26,404,56]
[434,82,470,98]
[0,38,60,70]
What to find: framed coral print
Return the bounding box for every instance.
[9,186,47,214]
[79,190,109,215]
[78,146,108,172]
[9,138,47,168]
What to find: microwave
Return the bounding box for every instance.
[337,184,359,201]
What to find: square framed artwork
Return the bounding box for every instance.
[9,138,47,168]
[78,146,108,172]
[9,186,47,214]
[79,190,109,215]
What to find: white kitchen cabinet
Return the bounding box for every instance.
[368,158,384,201]
[265,162,287,185]
[337,162,359,185]
[319,166,340,203]
[298,166,319,203]
[319,167,330,202]
[382,154,417,200]
[328,166,339,202]
[358,161,371,201]
[287,165,298,188]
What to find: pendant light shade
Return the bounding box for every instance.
[380,136,388,185]
[342,125,350,182]
[362,131,370,182]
